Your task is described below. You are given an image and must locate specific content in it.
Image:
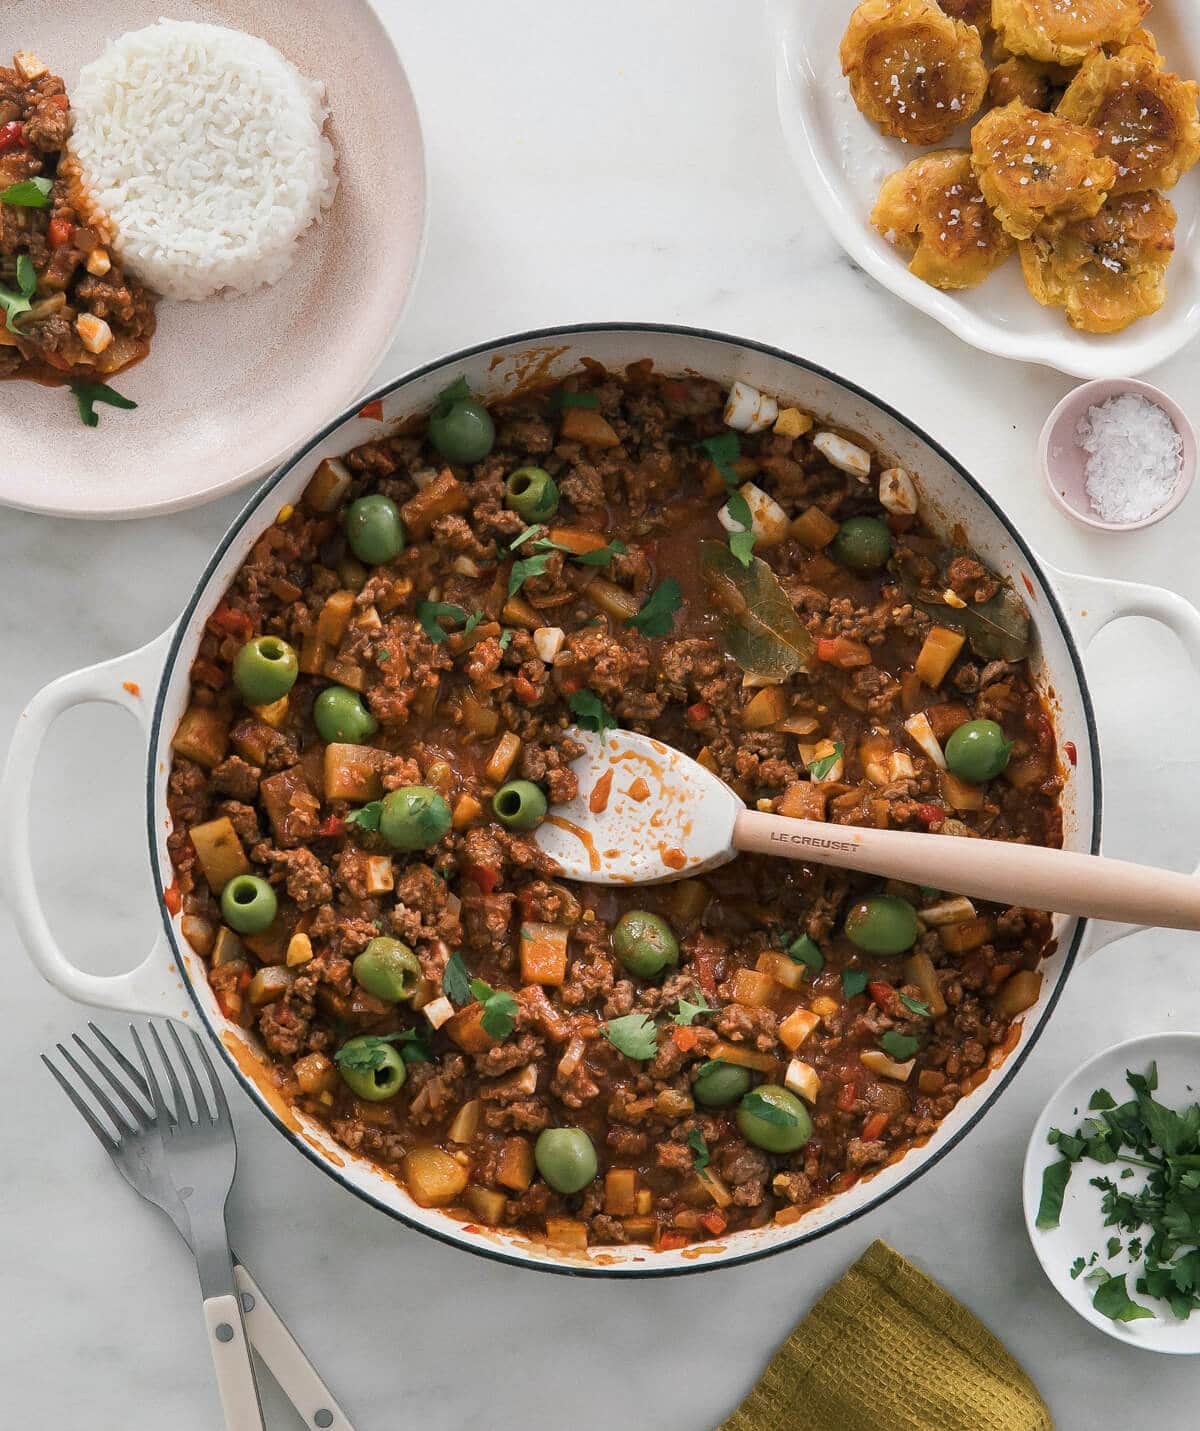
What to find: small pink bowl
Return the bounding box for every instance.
[1038,378,1196,533]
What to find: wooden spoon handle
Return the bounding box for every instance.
[732,810,1200,930]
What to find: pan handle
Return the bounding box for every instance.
[0,627,182,1016]
[1047,565,1200,954]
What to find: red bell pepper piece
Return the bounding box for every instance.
[0,121,25,153]
[357,398,384,420]
[862,1111,889,1141]
[462,863,499,895]
[512,674,539,704]
[163,880,182,917]
[916,803,945,826]
[699,1210,727,1237]
[47,216,74,249]
[685,701,710,724]
[209,603,253,641]
[317,816,348,839]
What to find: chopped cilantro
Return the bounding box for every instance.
[0,253,36,334]
[698,431,741,484]
[626,578,682,638]
[509,524,544,551]
[498,628,514,653]
[470,976,517,1040]
[1092,1273,1154,1323]
[672,993,713,1027]
[533,534,628,569]
[603,1013,658,1061]
[687,1128,710,1171]
[842,969,869,999]
[899,992,931,1018]
[568,688,616,739]
[786,935,823,974]
[334,1029,431,1072]
[442,949,472,1006]
[808,742,844,782]
[345,801,383,833]
[1069,1256,1086,1280]
[70,380,137,429]
[377,648,391,664]
[508,551,552,599]
[879,1030,919,1061]
[1036,1159,1072,1230]
[548,388,600,411]
[417,601,470,644]
[1,176,53,208]
[724,490,756,568]
[740,1090,799,1127]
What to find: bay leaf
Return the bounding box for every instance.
[699,539,815,679]
[906,556,1033,663]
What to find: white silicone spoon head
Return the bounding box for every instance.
[532,728,742,884]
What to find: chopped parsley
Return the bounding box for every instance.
[548,388,600,411]
[899,992,931,1018]
[687,1128,710,1172]
[626,578,682,638]
[1069,1256,1087,1280]
[740,1090,799,1127]
[533,534,628,569]
[498,628,514,653]
[842,969,869,999]
[442,949,472,1006]
[603,1012,658,1061]
[672,993,713,1027]
[70,380,137,429]
[334,1029,431,1072]
[724,491,756,568]
[417,601,474,644]
[509,524,544,551]
[377,647,391,664]
[345,801,383,833]
[879,1031,919,1062]
[808,742,844,782]
[699,431,755,567]
[786,935,824,974]
[508,551,552,598]
[0,253,36,334]
[1,176,53,208]
[568,688,616,739]
[470,977,517,1040]
[699,430,741,485]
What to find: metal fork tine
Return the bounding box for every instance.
[150,1022,190,1125]
[191,1027,232,1127]
[131,1024,172,1124]
[73,1033,151,1130]
[167,1021,212,1124]
[41,1053,120,1153]
[90,1021,151,1099]
[56,1041,138,1139]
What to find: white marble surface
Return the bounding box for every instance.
[4,2,1200,1427]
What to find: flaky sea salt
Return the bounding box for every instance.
[1076,393,1183,524]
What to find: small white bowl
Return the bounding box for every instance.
[1023,1032,1200,1354]
[1039,379,1196,533]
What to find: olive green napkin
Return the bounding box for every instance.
[720,1241,1052,1431]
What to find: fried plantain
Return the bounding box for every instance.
[992,0,1150,66]
[840,0,989,145]
[939,0,991,30]
[1058,40,1200,194]
[1019,189,1176,332]
[872,149,1015,288]
[988,54,1075,111]
[971,101,1118,240]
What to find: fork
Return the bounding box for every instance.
[43,1022,351,1430]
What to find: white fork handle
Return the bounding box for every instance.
[233,1265,355,1430]
[203,1294,266,1431]
[733,811,1200,927]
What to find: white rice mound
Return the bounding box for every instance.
[69,19,337,301]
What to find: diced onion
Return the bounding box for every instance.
[422,996,455,1030]
[878,467,918,515]
[813,432,871,480]
[719,482,790,546]
[784,1059,821,1103]
[724,381,779,433]
[533,627,565,662]
[903,712,947,770]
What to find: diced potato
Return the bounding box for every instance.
[464,1184,507,1225]
[242,914,289,966]
[316,590,356,647]
[889,750,916,781]
[941,772,985,811]
[422,995,456,1030]
[211,927,245,967]
[992,969,1042,1020]
[810,995,839,1019]
[260,764,321,847]
[401,469,468,539]
[461,692,501,737]
[293,1052,337,1096]
[85,248,111,277]
[546,528,608,555]
[545,1217,590,1250]
[708,1040,778,1073]
[605,1168,640,1217]
[248,966,295,1007]
[485,731,523,784]
[925,703,972,741]
[172,705,229,769]
[452,793,485,830]
[903,951,948,1016]
[286,932,314,967]
[13,51,48,82]
[249,695,289,729]
[501,594,541,630]
[778,781,830,822]
[560,407,620,448]
[622,1216,659,1242]
[656,1088,694,1118]
[180,915,215,957]
[742,686,788,730]
[939,917,994,954]
[695,1168,733,1208]
[325,653,366,692]
[784,1059,821,1103]
[364,856,394,896]
[446,1002,497,1053]
[324,743,385,802]
[915,627,966,688]
[774,406,813,439]
[520,922,569,987]
[189,817,250,893]
[903,712,947,770]
[860,1049,914,1082]
[664,878,710,929]
[919,896,976,927]
[756,951,806,991]
[790,505,841,550]
[732,968,776,1008]
[304,457,352,512]
[779,1007,820,1051]
[1005,755,1050,791]
[586,578,640,621]
[403,1147,470,1208]
[496,1136,535,1191]
[447,1099,481,1144]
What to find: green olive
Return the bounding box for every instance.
[612,910,680,980]
[337,1038,407,1102]
[219,874,277,935]
[945,719,1012,783]
[832,516,892,572]
[736,1086,813,1154]
[337,555,368,592]
[345,494,406,565]
[844,895,919,955]
[505,467,559,522]
[232,636,298,706]
[430,397,495,465]
[379,786,451,852]
[693,1060,754,1108]
[492,780,548,831]
[534,1127,598,1195]
[353,938,421,1002]
[313,685,378,745]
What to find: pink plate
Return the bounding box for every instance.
[1039,378,1197,533]
[2,0,426,519]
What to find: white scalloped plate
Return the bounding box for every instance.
[768,0,1200,378]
